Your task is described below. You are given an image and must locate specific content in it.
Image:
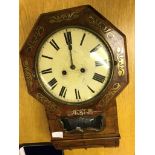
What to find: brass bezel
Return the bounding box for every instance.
[35,26,115,106]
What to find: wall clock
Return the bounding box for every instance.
[20,5,128,149]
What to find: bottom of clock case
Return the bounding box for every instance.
[52,135,120,149]
[49,100,120,149]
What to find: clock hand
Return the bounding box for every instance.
[64,31,75,70]
[68,44,75,70]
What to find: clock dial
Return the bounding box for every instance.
[36,27,113,104]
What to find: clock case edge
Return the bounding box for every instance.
[20,5,129,149]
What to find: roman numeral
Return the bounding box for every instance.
[50,39,60,51]
[95,61,103,66]
[75,89,81,99]
[93,73,105,83]
[87,85,95,93]
[64,31,72,45]
[41,68,52,74]
[59,86,67,98]
[80,33,86,46]
[48,78,57,89]
[90,44,101,53]
[42,55,53,59]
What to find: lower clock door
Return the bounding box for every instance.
[49,100,120,149]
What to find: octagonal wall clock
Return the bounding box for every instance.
[20,5,128,149]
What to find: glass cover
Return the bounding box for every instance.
[36,27,113,104]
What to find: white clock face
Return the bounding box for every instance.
[36,27,113,105]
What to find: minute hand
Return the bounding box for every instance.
[68,44,75,69]
[64,32,75,70]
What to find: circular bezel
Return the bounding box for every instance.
[35,26,114,106]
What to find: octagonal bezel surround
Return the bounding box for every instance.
[20,5,129,115]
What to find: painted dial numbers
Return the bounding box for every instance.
[36,27,113,104]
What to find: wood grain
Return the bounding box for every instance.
[19,0,135,155]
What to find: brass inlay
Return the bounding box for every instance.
[49,11,80,23]
[116,47,125,76]
[26,26,45,52]
[68,109,94,116]
[88,15,112,34]
[103,83,121,105]
[23,60,33,88]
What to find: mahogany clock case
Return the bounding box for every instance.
[20,5,128,114]
[20,5,129,149]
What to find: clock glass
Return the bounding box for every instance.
[36,27,113,105]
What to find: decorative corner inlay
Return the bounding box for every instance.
[107,32,115,39]
[103,83,121,105]
[116,47,125,76]
[36,93,57,112]
[23,60,33,88]
[88,15,112,33]
[49,11,80,23]
[26,26,45,52]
